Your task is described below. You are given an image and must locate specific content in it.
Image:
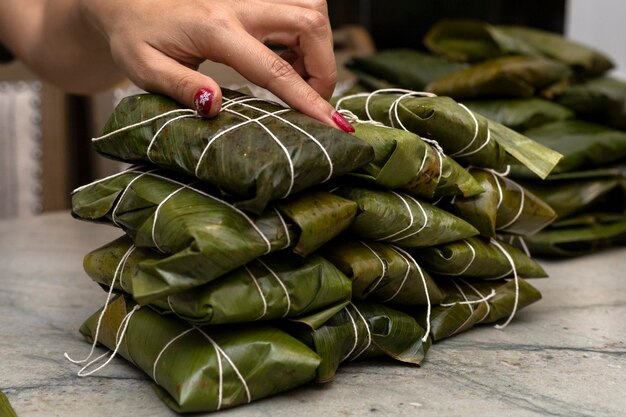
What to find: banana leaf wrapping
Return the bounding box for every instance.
[512,120,626,177]
[411,277,542,341]
[332,186,479,248]
[79,296,321,413]
[72,167,357,303]
[351,123,484,198]
[425,56,571,99]
[521,216,626,257]
[287,302,430,383]
[411,237,547,279]
[447,169,556,237]
[320,239,444,305]
[335,91,562,178]
[91,91,374,213]
[84,236,352,325]
[424,19,614,76]
[556,76,626,130]
[464,98,574,131]
[0,391,17,417]
[346,49,468,90]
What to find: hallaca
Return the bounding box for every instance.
[556,76,626,130]
[287,302,430,383]
[77,296,321,413]
[424,19,614,76]
[351,122,484,198]
[447,168,557,237]
[411,237,547,279]
[411,277,542,341]
[84,236,352,325]
[425,56,571,99]
[332,186,479,248]
[335,90,562,178]
[92,90,374,213]
[464,98,574,131]
[320,239,444,305]
[72,167,357,302]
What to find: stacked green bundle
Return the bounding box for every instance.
[347,19,626,257]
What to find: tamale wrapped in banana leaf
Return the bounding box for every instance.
[347,49,468,90]
[411,277,542,341]
[556,76,626,130]
[512,120,626,177]
[78,296,321,413]
[72,167,356,302]
[412,237,547,279]
[448,169,556,237]
[288,302,430,383]
[464,98,574,131]
[84,236,352,323]
[426,56,571,99]
[332,186,479,248]
[424,19,614,76]
[91,90,374,213]
[321,239,444,305]
[351,123,484,198]
[335,91,562,178]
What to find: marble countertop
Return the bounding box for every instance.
[1,212,624,417]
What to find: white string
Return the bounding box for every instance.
[244,265,268,320]
[517,236,531,257]
[391,246,431,342]
[359,241,387,296]
[273,208,292,250]
[449,104,491,158]
[376,191,414,241]
[440,288,496,307]
[76,305,141,377]
[152,327,195,383]
[380,246,412,303]
[110,169,157,227]
[490,239,520,330]
[146,114,199,162]
[256,259,291,317]
[117,245,135,294]
[439,239,477,276]
[348,303,373,361]
[462,279,493,324]
[336,108,388,128]
[195,326,252,408]
[497,177,526,230]
[387,194,429,243]
[64,244,135,364]
[72,167,143,194]
[340,307,360,362]
[447,279,475,337]
[151,185,187,253]
[92,109,197,142]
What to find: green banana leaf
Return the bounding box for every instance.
[92,90,374,214]
[78,296,320,413]
[448,169,556,237]
[287,302,430,383]
[513,120,626,176]
[351,123,484,198]
[411,236,547,279]
[556,76,626,130]
[84,235,352,322]
[426,56,571,99]
[335,92,562,178]
[332,186,479,248]
[0,391,17,417]
[464,98,574,131]
[72,167,356,303]
[424,19,613,76]
[411,277,542,341]
[320,238,444,305]
[551,212,626,228]
[524,217,626,257]
[347,49,468,90]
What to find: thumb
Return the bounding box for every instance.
[131,51,223,118]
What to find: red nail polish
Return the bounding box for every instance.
[194,87,214,117]
[332,111,355,133]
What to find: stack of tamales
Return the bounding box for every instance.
[67,86,560,412]
[347,19,626,257]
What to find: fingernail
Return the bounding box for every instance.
[193,87,214,117]
[332,111,355,133]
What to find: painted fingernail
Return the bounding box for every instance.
[193,87,214,117]
[332,111,355,133]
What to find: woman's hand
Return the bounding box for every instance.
[79,0,352,130]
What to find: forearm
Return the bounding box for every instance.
[0,0,125,93]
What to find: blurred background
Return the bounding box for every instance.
[0,0,624,219]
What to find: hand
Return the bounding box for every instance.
[80,0,353,130]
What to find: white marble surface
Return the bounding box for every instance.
[0,212,625,417]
